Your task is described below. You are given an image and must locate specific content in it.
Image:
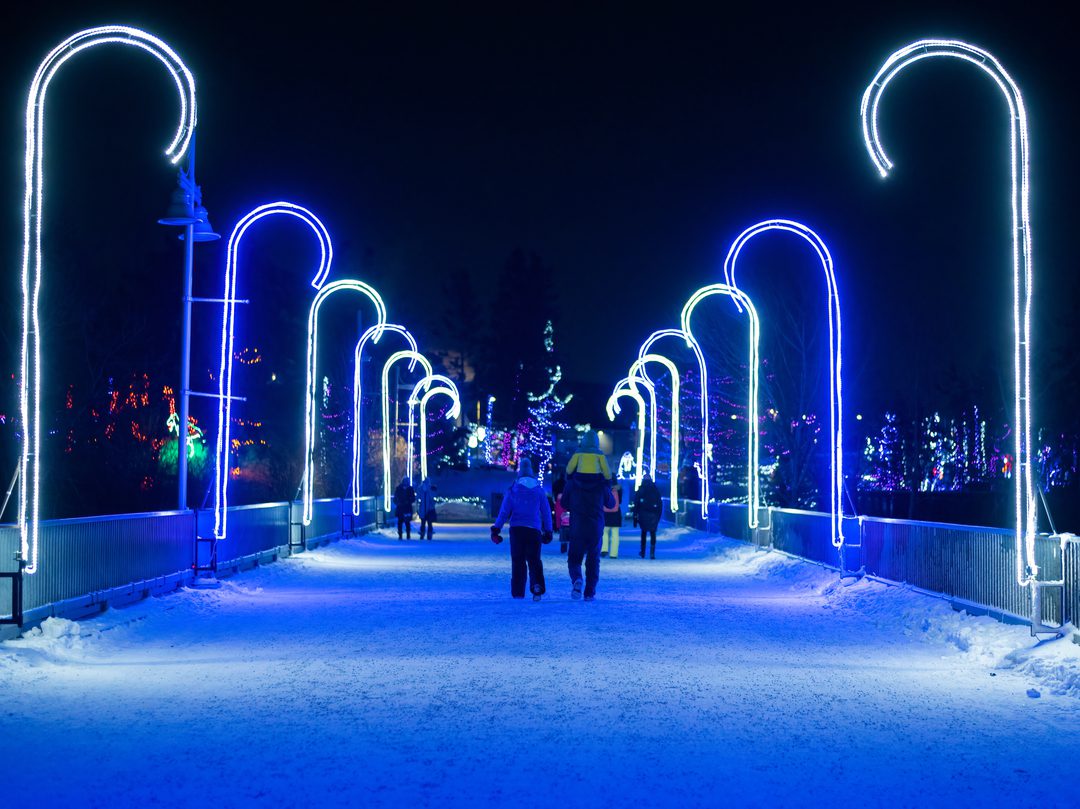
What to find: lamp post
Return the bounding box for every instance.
[159,133,219,511]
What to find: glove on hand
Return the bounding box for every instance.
[490,525,503,544]
[542,531,553,544]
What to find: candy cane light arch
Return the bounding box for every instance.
[861,38,1038,584]
[680,284,761,527]
[381,350,434,511]
[20,26,197,573]
[214,202,335,539]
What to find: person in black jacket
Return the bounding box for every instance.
[393,476,416,539]
[633,473,663,558]
[562,471,616,601]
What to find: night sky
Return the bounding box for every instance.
[1,1,1077,428]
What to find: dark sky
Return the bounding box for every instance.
[2,1,1077,427]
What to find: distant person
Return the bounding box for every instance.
[417,477,437,540]
[633,472,663,559]
[393,476,416,540]
[562,430,615,601]
[601,480,622,558]
[491,457,553,600]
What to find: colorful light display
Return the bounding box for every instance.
[214,202,337,539]
[351,324,417,516]
[381,351,434,512]
[680,284,760,526]
[860,39,1038,585]
[20,26,197,572]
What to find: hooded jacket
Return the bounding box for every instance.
[493,475,553,533]
[417,479,437,516]
[562,474,616,540]
[633,478,663,532]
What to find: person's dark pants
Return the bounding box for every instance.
[419,512,434,539]
[397,513,411,538]
[640,529,656,557]
[509,526,545,598]
[567,529,602,597]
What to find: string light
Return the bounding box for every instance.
[302,280,388,525]
[351,324,416,516]
[381,350,433,512]
[721,221,838,541]
[860,39,1037,585]
[680,284,760,527]
[214,202,340,540]
[20,26,197,573]
[628,354,681,511]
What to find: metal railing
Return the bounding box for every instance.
[1,495,380,631]
[0,510,194,625]
[695,502,1074,630]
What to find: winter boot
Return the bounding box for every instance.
[531,583,543,602]
[571,579,583,600]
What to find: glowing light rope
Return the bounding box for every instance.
[381,351,434,512]
[303,280,387,525]
[721,220,838,542]
[680,285,761,527]
[407,375,462,482]
[214,202,336,539]
[351,324,417,516]
[860,39,1037,585]
[628,354,681,511]
[617,373,657,477]
[20,26,197,573]
[606,381,647,491]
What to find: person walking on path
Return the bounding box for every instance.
[417,477,437,540]
[393,476,416,540]
[601,480,622,558]
[491,457,553,600]
[633,472,663,558]
[562,430,615,601]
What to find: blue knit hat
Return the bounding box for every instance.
[518,457,534,477]
[580,430,600,452]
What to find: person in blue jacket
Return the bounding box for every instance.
[491,457,553,601]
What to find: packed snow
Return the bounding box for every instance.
[2,524,1078,808]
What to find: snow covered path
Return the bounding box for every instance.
[3,524,1079,808]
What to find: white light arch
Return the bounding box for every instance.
[351,324,417,516]
[628,354,681,511]
[215,202,336,539]
[407,374,462,482]
[303,281,388,525]
[861,39,1037,584]
[606,381,647,491]
[721,220,839,544]
[381,350,434,511]
[20,26,197,573]
[680,284,761,527]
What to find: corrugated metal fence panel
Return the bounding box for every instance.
[307,498,344,543]
[770,509,837,567]
[353,496,378,532]
[860,517,1037,621]
[21,511,194,612]
[1064,537,1080,628]
[0,524,18,619]
[199,503,290,567]
[717,504,750,543]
